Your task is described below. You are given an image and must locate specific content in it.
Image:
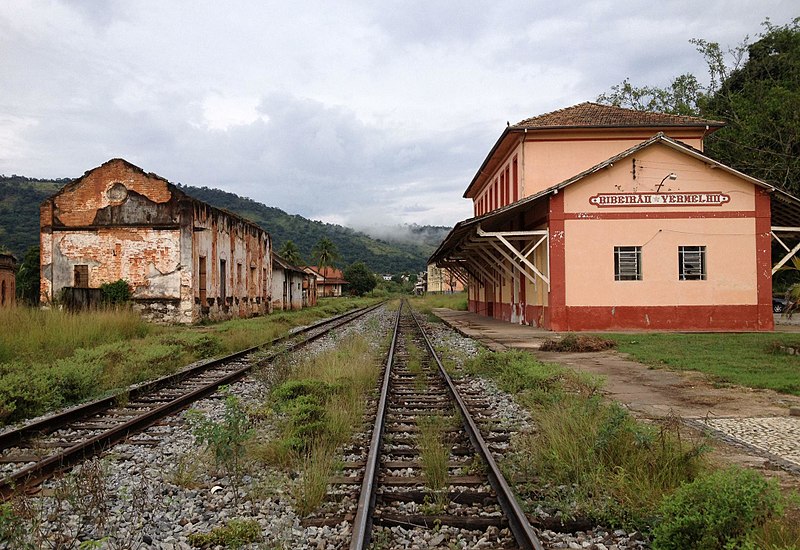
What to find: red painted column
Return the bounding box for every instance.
[548,192,567,331]
[755,189,774,330]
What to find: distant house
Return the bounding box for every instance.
[308,265,348,297]
[271,253,305,311]
[431,102,800,331]
[0,253,16,308]
[426,264,464,294]
[40,158,272,323]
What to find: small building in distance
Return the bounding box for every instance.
[308,265,348,297]
[271,253,305,311]
[40,158,272,323]
[426,264,465,294]
[0,253,16,308]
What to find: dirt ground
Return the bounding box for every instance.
[433,309,800,491]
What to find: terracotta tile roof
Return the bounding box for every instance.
[513,102,724,129]
[309,266,348,285]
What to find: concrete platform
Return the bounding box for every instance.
[431,308,553,352]
[435,308,800,337]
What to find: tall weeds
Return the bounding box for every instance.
[0,306,150,363]
[467,350,708,531]
[418,414,451,509]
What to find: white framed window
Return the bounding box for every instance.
[679,246,706,280]
[614,246,642,281]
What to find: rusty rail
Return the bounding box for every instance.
[349,301,401,550]
[349,300,543,550]
[410,306,543,550]
[0,301,384,499]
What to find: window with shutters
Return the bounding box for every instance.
[614,246,641,281]
[679,246,706,280]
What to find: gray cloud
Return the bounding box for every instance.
[0,0,795,227]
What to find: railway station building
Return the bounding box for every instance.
[430,102,800,331]
[40,158,272,324]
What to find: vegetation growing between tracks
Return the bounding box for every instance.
[463,349,798,548]
[251,328,382,515]
[0,297,379,426]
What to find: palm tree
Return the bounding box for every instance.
[278,240,303,266]
[311,237,340,296]
[312,237,340,270]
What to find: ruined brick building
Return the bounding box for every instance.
[40,159,272,323]
[0,253,15,308]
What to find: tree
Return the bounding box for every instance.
[15,245,39,305]
[343,262,377,296]
[311,237,340,271]
[278,240,303,266]
[598,18,800,192]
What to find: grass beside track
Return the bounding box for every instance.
[0,297,380,426]
[458,348,800,548]
[407,292,467,316]
[603,332,800,395]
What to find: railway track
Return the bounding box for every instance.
[0,302,384,499]
[314,301,543,549]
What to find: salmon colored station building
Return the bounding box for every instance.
[430,102,800,332]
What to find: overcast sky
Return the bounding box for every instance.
[0,2,796,230]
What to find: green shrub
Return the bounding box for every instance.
[187,518,262,548]
[51,353,104,403]
[652,467,783,550]
[100,279,131,304]
[272,379,337,404]
[0,366,59,424]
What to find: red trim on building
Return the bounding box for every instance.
[562,305,770,331]
[755,188,774,330]
[564,211,756,220]
[548,193,566,331]
[524,305,547,328]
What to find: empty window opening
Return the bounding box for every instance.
[199,256,207,303]
[679,246,706,280]
[614,246,642,281]
[250,266,256,295]
[1,280,5,305]
[74,265,89,288]
[220,259,227,300]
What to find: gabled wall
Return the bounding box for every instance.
[41,159,271,323]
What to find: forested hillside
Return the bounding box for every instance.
[181,185,449,273]
[0,176,449,273]
[0,176,62,257]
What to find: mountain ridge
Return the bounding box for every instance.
[0,175,449,273]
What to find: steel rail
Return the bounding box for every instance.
[0,302,384,499]
[0,302,383,451]
[349,302,402,550]
[410,305,544,550]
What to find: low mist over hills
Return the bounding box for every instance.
[0,175,450,273]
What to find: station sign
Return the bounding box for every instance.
[589,192,731,207]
